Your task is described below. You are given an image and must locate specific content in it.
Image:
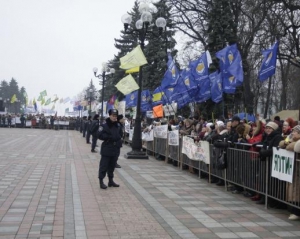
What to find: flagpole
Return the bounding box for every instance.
[121,6,166,159]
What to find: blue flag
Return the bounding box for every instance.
[163,87,176,105]
[210,72,223,103]
[172,67,198,100]
[125,91,138,108]
[227,47,244,85]
[141,90,152,112]
[160,53,180,89]
[258,41,279,82]
[191,52,210,82]
[194,77,211,103]
[216,44,243,93]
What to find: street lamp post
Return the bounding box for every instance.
[121,3,166,159]
[93,63,115,122]
[88,88,93,115]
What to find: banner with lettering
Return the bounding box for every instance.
[142,129,154,141]
[271,147,295,183]
[168,130,179,146]
[181,137,210,164]
[153,125,168,139]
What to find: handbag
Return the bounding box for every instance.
[216,150,227,170]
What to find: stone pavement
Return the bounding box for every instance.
[0,128,299,239]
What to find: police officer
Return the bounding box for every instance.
[85,116,92,143]
[90,114,100,153]
[98,109,123,189]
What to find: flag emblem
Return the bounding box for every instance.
[130,93,135,100]
[171,66,176,79]
[265,52,273,66]
[196,61,205,74]
[142,95,146,102]
[228,51,234,64]
[184,78,190,87]
[229,76,235,83]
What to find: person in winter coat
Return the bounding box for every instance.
[98,109,123,189]
[90,114,100,153]
[246,120,265,201]
[279,125,300,220]
[256,121,283,204]
[85,116,92,143]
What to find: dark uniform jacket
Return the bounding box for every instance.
[98,118,123,156]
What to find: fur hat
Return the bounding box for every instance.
[266,121,278,131]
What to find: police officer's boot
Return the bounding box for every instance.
[108,178,119,187]
[99,179,107,189]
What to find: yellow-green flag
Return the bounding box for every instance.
[45,98,51,106]
[125,66,140,74]
[41,97,45,105]
[115,74,140,95]
[40,90,47,97]
[11,94,17,103]
[120,45,147,69]
[152,92,164,102]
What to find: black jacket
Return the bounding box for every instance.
[259,130,282,161]
[90,119,99,134]
[98,118,123,156]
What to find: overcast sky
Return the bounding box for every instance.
[0,0,139,102]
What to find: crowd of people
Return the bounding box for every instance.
[2,111,300,218]
[159,114,300,220]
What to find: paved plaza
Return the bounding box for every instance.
[0,128,299,239]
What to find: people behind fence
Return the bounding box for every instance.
[278,125,300,220]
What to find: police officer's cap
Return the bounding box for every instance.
[109,109,118,116]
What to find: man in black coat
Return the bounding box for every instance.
[98,109,123,189]
[90,114,100,153]
[85,116,92,144]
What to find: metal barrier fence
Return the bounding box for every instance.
[144,136,300,210]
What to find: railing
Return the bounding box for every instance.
[144,136,300,210]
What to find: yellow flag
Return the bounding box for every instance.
[125,66,140,74]
[115,74,140,95]
[152,92,164,102]
[120,45,147,69]
[11,94,17,103]
[41,97,45,105]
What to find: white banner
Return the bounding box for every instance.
[271,147,295,183]
[163,102,177,116]
[181,137,210,164]
[168,130,179,146]
[142,130,154,141]
[125,120,130,133]
[146,111,153,118]
[117,101,126,116]
[153,125,168,139]
[129,128,134,141]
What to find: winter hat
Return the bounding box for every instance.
[232,116,240,122]
[293,125,300,133]
[206,123,213,128]
[216,121,224,127]
[266,121,278,131]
